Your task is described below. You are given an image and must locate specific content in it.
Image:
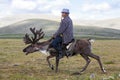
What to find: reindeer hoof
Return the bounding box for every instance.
[103,70,107,73]
[102,68,107,73]
[51,65,54,70]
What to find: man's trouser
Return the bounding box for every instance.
[50,35,63,55]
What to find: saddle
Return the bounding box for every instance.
[63,39,75,50]
[63,39,76,57]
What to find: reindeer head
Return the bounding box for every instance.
[23,28,44,55]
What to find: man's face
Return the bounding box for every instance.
[61,12,68,17]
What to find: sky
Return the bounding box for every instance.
[0,0,120,20]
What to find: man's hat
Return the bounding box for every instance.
[61,9,69,14]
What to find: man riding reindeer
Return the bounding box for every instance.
[23,9,106,73]
[50,9,74,59]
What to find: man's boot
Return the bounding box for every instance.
[66,50,72,57]
[58,51,64,59]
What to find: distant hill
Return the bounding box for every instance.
[0,14,120,30]
[75,18,120,30]
[0,14,60,28]
[0,19,120,39]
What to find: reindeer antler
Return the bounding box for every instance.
[35,28,45,42]
[23,28,44,44]
[30,27,37,42]
[23,33,32,44]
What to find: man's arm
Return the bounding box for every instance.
[53,20,68,37]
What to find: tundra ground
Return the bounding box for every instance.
[0,39,120,80]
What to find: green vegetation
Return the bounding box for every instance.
[0,19,120,39]
[0,34,120,40]
[0,34,24,39]
[0,39,120,80]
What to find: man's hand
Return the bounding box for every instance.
[52,36,55,39]
[60,34,63,37]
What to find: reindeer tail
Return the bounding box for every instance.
[88,38,95,43]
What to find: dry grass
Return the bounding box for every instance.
[0,39,120,80]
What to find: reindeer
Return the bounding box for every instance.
[23,28,106,74]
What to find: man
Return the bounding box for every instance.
[50,8,74,59]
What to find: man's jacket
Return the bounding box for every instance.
[54,16,74,44]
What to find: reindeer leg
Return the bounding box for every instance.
[80,53,91,73]
[46,55,54,70]
[88,53,106,73]
[72,53,90,75]
[55,56,60,73]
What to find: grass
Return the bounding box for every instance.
[0,39,120,80]
[0,34,120,40]
[104,61,115,64]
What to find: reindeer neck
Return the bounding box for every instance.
[37,38,52,46]
[37,40,50,46]
[36,40,50,51]
[35,40,51,55]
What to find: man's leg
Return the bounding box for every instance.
[50,36,64,59]
[62,44,68,57]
